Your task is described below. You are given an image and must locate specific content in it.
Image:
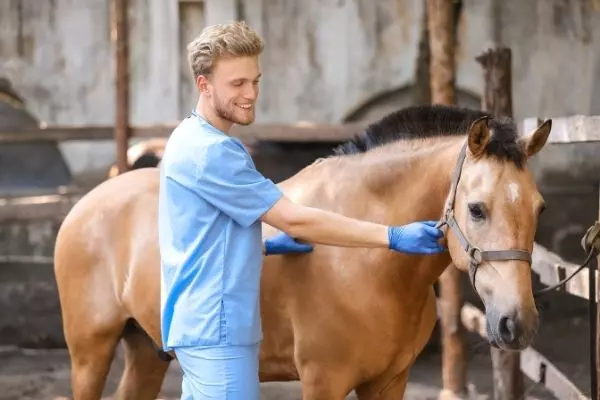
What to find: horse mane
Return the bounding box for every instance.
[333,104,526,168]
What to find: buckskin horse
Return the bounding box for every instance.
[53,105,551,399]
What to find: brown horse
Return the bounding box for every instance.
[53,105,551,399]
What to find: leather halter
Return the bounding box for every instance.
[436,141,532,292]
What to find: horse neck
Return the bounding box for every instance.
[358,136,463,217]
[351,136,465,288]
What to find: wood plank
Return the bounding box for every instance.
[520,348,588,400]
[438,300,588,400]
[532,242,597,301]
[0,114,599,144]
[0,122,368,143]
[0,193,82,221]
[523,115,600,144]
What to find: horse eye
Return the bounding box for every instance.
[468,202,486,221]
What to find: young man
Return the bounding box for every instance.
[158,21,446,400]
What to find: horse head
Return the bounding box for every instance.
[441,116,552,351]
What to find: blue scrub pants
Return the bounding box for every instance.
[175,344,260,400]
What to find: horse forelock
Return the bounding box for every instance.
[333,105,526,169]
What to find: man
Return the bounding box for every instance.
[158,21,446,400]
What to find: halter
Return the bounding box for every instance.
[436,140,532,293]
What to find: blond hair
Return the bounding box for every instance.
[187,21,264,80]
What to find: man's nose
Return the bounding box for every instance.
[244,84,258,100]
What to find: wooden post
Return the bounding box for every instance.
[475,47,524,400]
[427,0,467,397]
[596,183,600,400]
[111,0,130,175]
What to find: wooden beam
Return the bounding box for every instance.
[476,46,524,400]
[532,242,598,301]
[0,122,368,143]
[596,183,600,399]
[523,115,600,143]
[111,0,130,174]
[427,0,466,396]
[438,301,588,400]
[0,193,82,222]
[0,115,599,145]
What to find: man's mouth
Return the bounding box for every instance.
[237,104,253,110]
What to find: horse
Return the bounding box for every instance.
[106,138,166,179]
[53,105,552,399]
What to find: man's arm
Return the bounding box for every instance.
[261,196,390,249]
[188,139,443,255]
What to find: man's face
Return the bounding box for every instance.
[198,55,261,126]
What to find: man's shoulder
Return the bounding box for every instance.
[172,117,227,145]
[165,119,229,159]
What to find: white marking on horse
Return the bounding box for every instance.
[507,182,520,203]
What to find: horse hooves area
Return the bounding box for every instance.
[0,318,588,400]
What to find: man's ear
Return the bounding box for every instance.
[197,75,210,96]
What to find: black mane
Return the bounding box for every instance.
[333,105,525,168]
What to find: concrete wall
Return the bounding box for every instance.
[2,0,600,183]
[1,0,598,179]
[1,0,599,128]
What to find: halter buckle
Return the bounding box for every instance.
[468,246,482,265]
[443,208,454,222]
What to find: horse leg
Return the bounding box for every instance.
[114,327,170,400]
[354,368,410,400]
[298,365,352,400]
[66,323,123,400]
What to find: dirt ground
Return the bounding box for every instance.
[0,300,593,400]
[0,345,538,400]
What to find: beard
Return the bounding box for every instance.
[213,93,255,126]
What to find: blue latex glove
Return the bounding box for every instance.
[388,220,446,255]
[264,232,313,255]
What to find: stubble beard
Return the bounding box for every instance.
[214,94,255,126]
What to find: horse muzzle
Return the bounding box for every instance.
[485,306,539,351]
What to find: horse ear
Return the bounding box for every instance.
[467,116,491,158]
[519,119,552,158]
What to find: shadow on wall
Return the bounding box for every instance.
[341,85,482,123]
[0,77,73,196]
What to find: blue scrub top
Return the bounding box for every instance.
[158,112,283,350]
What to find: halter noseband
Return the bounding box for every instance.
[437,141,532,292]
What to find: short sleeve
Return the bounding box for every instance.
[193,139,283,227]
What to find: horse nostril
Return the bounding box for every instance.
[498,316,518,344]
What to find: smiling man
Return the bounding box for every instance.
[158,21,446,400]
